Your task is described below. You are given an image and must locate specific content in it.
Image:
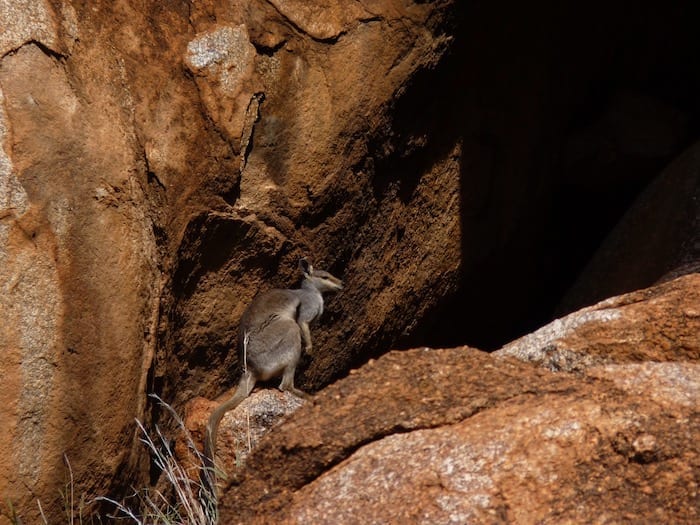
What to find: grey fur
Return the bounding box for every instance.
[203,258,342,480]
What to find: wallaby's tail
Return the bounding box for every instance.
[200,417,219,498]
[199,376,253,495]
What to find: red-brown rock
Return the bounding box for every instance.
[180,388,305,484]
[1,1,460,520]
[217,349,700,524]
[218,275,700,523]
[496,273,700,371]
[284,362,699,524]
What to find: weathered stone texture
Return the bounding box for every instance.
[180,388,305,483]
[218,275,700,523]
[1,0,461,521]
[166,0,461,409]
[0,2,185,521]
[285,366,698,524]
[496,273,700,371]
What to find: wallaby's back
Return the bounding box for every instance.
[239,289,304,381]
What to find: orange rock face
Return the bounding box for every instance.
[218,275,700,524]
[497,273,700,370]
[1,1,459,520]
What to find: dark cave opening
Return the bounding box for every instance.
[394,1,700,351]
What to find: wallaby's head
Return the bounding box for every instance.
[299,257,343,292]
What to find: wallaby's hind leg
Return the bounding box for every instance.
[279,364,312,401]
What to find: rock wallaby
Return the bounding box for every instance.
[203,258,343,478]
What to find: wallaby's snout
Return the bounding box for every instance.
[299,258,343,293]
[314,271,343,292]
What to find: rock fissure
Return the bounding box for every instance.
[0,39,65,62]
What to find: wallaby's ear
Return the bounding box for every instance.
[299,257,313,276]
